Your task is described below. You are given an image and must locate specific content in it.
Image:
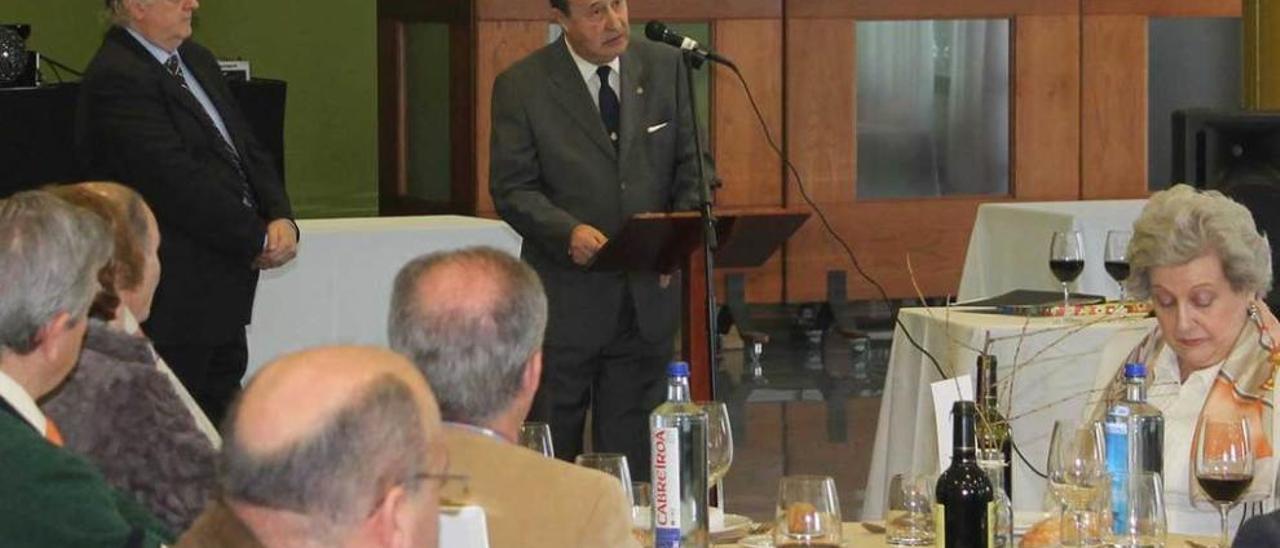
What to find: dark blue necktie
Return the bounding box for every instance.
[597,65,620,150]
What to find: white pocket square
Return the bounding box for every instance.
[646,122,670,134]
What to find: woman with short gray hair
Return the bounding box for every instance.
[1087,184,1280,537]
[1126,184,1271,304]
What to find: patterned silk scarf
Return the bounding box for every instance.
[1088,306,1279,505]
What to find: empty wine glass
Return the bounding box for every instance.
[774,475,842,546]
[1105,230,1132,302]
[1048,419,1107,546]
[884,473,935,546]
[702,401,734,510]
[1195,416,1254,547]
[1049,231,1086,315]
[518,421,554,457]
[576,453,634,504]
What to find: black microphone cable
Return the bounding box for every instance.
[720,59,1050,480]
[716,62,947,382]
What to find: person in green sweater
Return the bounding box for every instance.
[0,190,173,547]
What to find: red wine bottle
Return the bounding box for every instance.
[936,401,994,548]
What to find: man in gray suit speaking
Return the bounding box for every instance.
[489,0,711,480]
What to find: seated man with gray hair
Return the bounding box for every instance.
[178,346,447,548]
[0,191,172,545]
[388,246,637,547]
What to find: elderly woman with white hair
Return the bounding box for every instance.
[1087,184,1280,536]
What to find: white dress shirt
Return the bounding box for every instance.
[0,369,47,435]
[124,26,235,148]
[564,39,621,112]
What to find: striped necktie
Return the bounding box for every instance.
[164,54,258,210]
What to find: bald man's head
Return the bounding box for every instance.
[221,346,443,546]
[388,247,547,425]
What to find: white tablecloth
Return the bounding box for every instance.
[957,200,1147,302]
[861,307,1153,519]
[245,215,522,379]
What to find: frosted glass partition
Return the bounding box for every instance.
[855,19,1010,199]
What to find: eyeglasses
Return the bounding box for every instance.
[409,470,469,494]
[366,470,471,518]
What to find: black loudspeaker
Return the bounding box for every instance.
[1172,109,1280,190]
[0,24,38,89]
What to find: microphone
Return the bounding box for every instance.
[644,21,735,68]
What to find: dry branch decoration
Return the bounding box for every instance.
[902,254,1172,452]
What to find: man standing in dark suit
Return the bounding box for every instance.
[77,0,297,426]
[489,0,710,480]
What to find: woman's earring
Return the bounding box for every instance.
[1249,302,1262,324]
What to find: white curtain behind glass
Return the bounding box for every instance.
[856,20,1009,199]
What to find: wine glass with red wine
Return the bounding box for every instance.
[1195,416,1254,547]
[1049,231,1086,315]
[1104,230,1132,301]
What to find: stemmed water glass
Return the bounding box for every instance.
[576,453,634,505]
[773,475,842,546]
[1195,416,1254,547]
[1105,230,1132,302]
[1050,231,1086,315]
[703,402,734,512]
[1048,419,1108,546]
[518,421,554,457]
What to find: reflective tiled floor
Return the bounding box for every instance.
[715,302,895,523]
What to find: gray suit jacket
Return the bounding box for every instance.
[490,37,710,347]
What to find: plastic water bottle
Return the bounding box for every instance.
[1104,363,1164,534]
[650,362,709,547]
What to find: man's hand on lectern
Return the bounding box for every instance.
[569,224,607,266]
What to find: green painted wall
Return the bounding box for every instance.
[2,1,379,218]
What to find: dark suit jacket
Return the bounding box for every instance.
[490,38,709,347]
[76,26,293,344]
[0,397,172,547]
[1235,510,1280,547]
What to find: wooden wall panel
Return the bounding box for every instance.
[782,18,855,303]
[788,0,1075,19]
[713,19,786,302]
[477,0,781,21]
[713,20,784,209]
[474,21,548,217]
[782,199,991,302]
[1012,15,1081,200]
[1083,0,1241,17]
[1082,16,1149,199]
[784,19,855,206]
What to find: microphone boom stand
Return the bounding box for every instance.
[681,49,718,398]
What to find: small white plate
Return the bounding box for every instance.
[711,513,752,534]
[739,534,853,547]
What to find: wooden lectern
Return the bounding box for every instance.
[589,208,809,400]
